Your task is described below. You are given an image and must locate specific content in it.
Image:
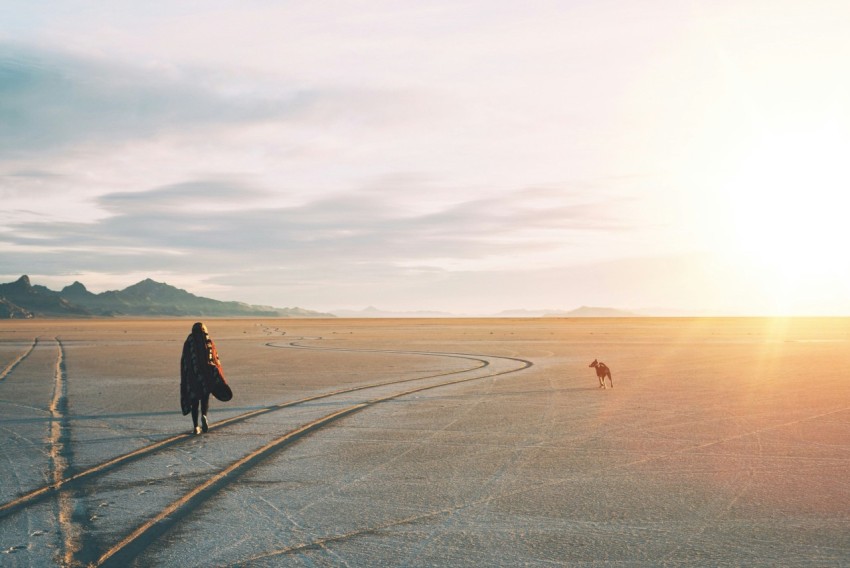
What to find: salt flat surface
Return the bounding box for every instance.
[1,318,849,566]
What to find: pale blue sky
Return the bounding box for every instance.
[2,1,849,314]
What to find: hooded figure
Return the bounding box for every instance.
[180,322,232,434]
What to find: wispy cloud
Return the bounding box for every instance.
[0,181,633,280]
[97,181,271,213]
[0,43,423,160]
[1,45,221,154]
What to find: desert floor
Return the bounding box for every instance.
[0,317,849,567]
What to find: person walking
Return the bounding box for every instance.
[180,322,232,434]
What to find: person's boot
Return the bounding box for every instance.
[201,415,209,433]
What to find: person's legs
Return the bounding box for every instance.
[191,399,201,434]
[200,394,210,432]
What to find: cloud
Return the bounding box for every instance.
[97,180,271,214]
[0,180,632,281]
[0,43,414,159]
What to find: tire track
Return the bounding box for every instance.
[0,335,530,566]
[0,341,487,520]
[46,337,81,566]
[0,338,38,382]
[93,343,533,567]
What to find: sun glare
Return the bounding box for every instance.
[719,122,850,279]
[681,115,850,314]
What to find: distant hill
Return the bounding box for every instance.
[332,306,457,318]
[0,275,334,318]
[491,309,543,317]
[331,305,641,318]
[491,307,639,317]
[544,306,639,317]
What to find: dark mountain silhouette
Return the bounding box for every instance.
[0,275,334,318]
[0,275,90,317]
[0,296,33,319]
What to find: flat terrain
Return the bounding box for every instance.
[1,317,849,567]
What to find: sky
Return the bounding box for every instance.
[2,1,849,315]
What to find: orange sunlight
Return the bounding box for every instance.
[722,122,850,273]
[684,113,850,314]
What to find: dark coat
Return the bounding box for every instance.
[180,322,232,415]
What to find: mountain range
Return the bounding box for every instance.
[0,275,652,319]
[0,275,334,319]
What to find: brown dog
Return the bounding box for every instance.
[589,359,613,389]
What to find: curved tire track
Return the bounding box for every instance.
[0,341,487,520]
[93,342,532,567]
[0,334,532,566]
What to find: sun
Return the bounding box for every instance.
[680,116,850,314]
[721,122,850,278]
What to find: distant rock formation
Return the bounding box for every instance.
[0,296,33,319]
[0,275,335,318]
[0,275,90,317]
[492,308,558,317]
[331,305,641,318]
[331,306,457,318]
[544,306,638,318]
[490,306,639,317]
